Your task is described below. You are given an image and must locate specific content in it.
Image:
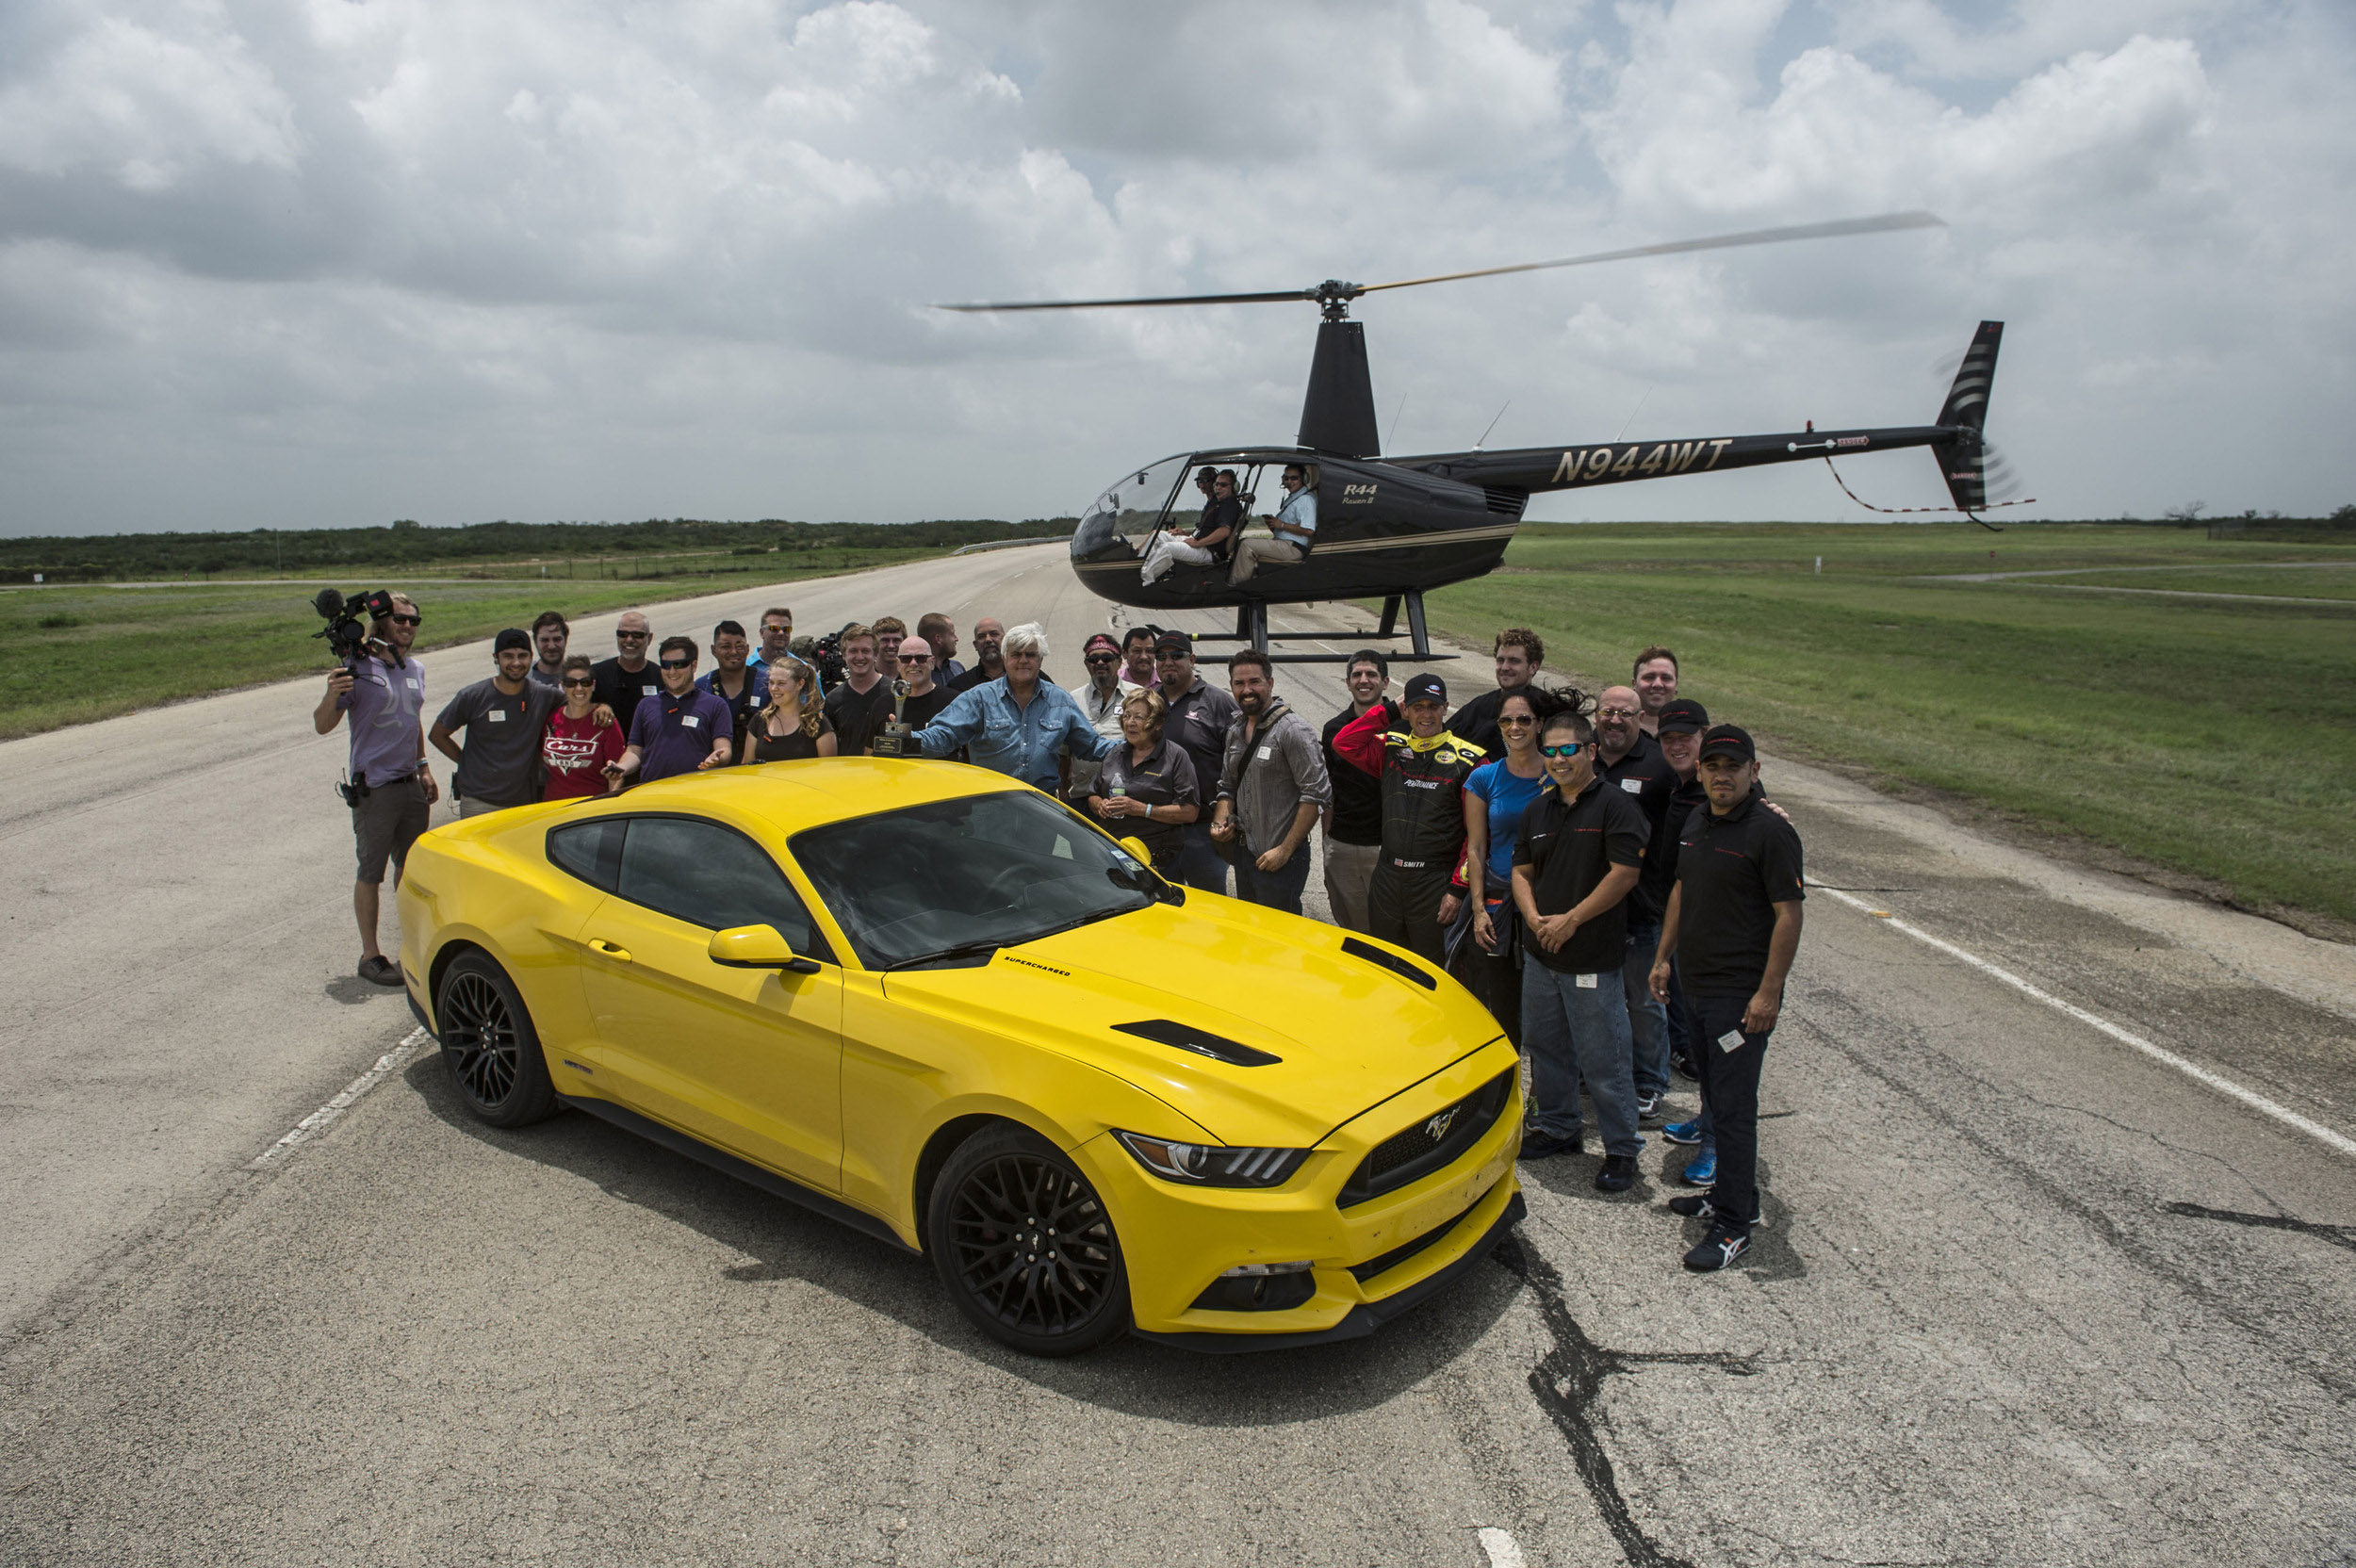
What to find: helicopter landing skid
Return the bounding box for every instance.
[1188,592,1457,664]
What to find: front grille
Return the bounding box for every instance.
[1349,1200,1473,1282]
[1336,1070,1513,1208]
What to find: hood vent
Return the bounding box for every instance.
[1341,937,1437,990]
[1113,1019,1281,1068]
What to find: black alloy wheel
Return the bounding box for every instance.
[929,1124,1129,1356]
[435,951,557,1128]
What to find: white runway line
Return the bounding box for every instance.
[1812,882,2356,1160]
[1476,1526,1528,1568]
[248,1028,430,1169]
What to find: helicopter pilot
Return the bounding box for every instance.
[1229,464,1317,586]
[1140,467,1242,585]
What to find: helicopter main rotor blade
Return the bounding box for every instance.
[1356,210,1945,295]
[934,287,1312,313]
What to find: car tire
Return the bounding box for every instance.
[434,951,557,1128]
[927,1122,1130,1357]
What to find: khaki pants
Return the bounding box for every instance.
[1321,837,1380,933]
[1229,535,1304,586]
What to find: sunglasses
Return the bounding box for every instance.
[658,658,693,671]
[1539,742,1586,758]
[616,629,650,641]
[897,650,932,662]
[561,678,595,689]
[389,613,421,626]
[1086,652,1118,664]
[1498,714,1534,727]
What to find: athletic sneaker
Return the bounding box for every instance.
[1595,1153,1637,1192]
[1683,1227,1750,1272]
[1635,1091,1662,1123]
[1518,1130,1583,1161]
[1672,1052,1698,1082]
[1661,1119,1705,1147]
[1667,1191,1764,1226]
[1680,1151,1718,1186]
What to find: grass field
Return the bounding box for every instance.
[1422,523,2356,929]
[0,548,935,740]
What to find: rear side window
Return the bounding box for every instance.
[615,815,829,962]
[547,819,625,892]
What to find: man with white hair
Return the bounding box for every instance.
[911,622,1114,792]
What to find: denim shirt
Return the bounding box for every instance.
[913,677,1115,789]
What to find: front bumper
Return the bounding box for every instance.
[1082,1037,1523,1344]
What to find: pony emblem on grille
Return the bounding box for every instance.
[1424,1107,1459,1142]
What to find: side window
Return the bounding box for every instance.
[616,815,830,962]
[548,818,625,892]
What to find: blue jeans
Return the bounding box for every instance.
[1624,920,1671,1100]
[1175,822,1230,896]
[1521,962,1641,1156]
[1232,845,1313,914]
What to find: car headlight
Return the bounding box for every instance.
[1114,1131,1310,1188]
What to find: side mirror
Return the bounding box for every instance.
[1119,836,1153,865]
[709,924,822,974]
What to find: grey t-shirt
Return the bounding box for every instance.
[436,678,562,808]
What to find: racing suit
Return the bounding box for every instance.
[1332,702,1485,965]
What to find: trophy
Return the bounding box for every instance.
[871,678,915,757]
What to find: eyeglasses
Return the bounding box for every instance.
[389,613,421,626]
[561,678,595,689]
[658,658,693,671]
[616,629,650,641]
[1539,742,1586,758]
[1595,707,1640,720]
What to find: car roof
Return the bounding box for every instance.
[596,758,1030,838]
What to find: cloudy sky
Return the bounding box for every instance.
[2,0,2349,535]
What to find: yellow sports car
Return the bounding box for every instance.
[398,760,1523,1355]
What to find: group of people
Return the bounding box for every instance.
[318,590,1800,1273]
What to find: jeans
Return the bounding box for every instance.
[1685,991,1771,1234]
[1624,920,1670,1100]
[1175,822,1231,896]
[1321,838,1379,932]
[1521,962,1640,1156]
[1232,846,1313,914]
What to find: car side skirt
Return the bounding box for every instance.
[1129,1187,1526,1355]
[556,1092,919,1256]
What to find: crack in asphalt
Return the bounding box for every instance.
[2165,1201,2356,1255]
[1494,1233,1759,1568]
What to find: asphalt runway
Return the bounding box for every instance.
[3,546,2352,1566]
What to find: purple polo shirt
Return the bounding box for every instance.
[629,687,733,782]
[337,655,426,784]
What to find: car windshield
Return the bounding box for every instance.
[791,790,1158,971]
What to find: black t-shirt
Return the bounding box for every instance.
[1321,704,1384,845]
[747,717,834,762]
[825,678,898,756]
[1596,732,1678,923]
[1190,496,1242,559]
[895,683,956,733]
[1513,776,1649,972]
[1674,793,1806,998]
[591,657,664,725]
[1639,773,1707,918]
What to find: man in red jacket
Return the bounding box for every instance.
[1331,672,1485,964]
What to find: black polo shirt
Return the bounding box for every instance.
[1159,678,1238,816]
[1513,776,1649,973]
[1321,703,1383,846]
[1597,731,1678,923]
[1674,792,1806,998]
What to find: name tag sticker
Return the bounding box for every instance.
[1575,972,1598,989]
[644,685,659,696]
[1621,777,1644,793]
[1717,1028,1745,1053]
[682,715,700,728]
[406,678,420,691]
[487,710,506,723]
[1257,745,1273,760]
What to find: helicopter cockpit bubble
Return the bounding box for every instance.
[1071,453,1198,563]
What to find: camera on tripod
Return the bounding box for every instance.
[311,587,400,662]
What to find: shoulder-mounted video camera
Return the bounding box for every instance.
[312,587,399,662]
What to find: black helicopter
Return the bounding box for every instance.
[941,212,2007,662]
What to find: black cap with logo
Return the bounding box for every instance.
[1402,673,1448,707]
[1154,629,1193,655]
[1657,698,1710,735]
[1697,723,1756,763]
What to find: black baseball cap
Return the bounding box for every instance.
[1402,673,1448,706]
[1154,629,1193,655]
[494,628,532,654]
[1697,723,1755,762]
[1658,698,1710,735]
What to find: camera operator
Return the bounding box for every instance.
[311,591,436,988]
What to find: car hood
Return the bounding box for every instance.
[881,895,1502,1148]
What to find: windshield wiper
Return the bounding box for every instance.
[881,939,1005,973]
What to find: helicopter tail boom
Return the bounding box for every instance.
[1931,320,2004,514]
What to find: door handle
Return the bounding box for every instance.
[587,939,633,963]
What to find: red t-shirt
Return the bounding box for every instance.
[542,710,625,800]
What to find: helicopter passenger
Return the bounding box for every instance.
[1229,464,1317,585]
[1139,467,1241,585]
